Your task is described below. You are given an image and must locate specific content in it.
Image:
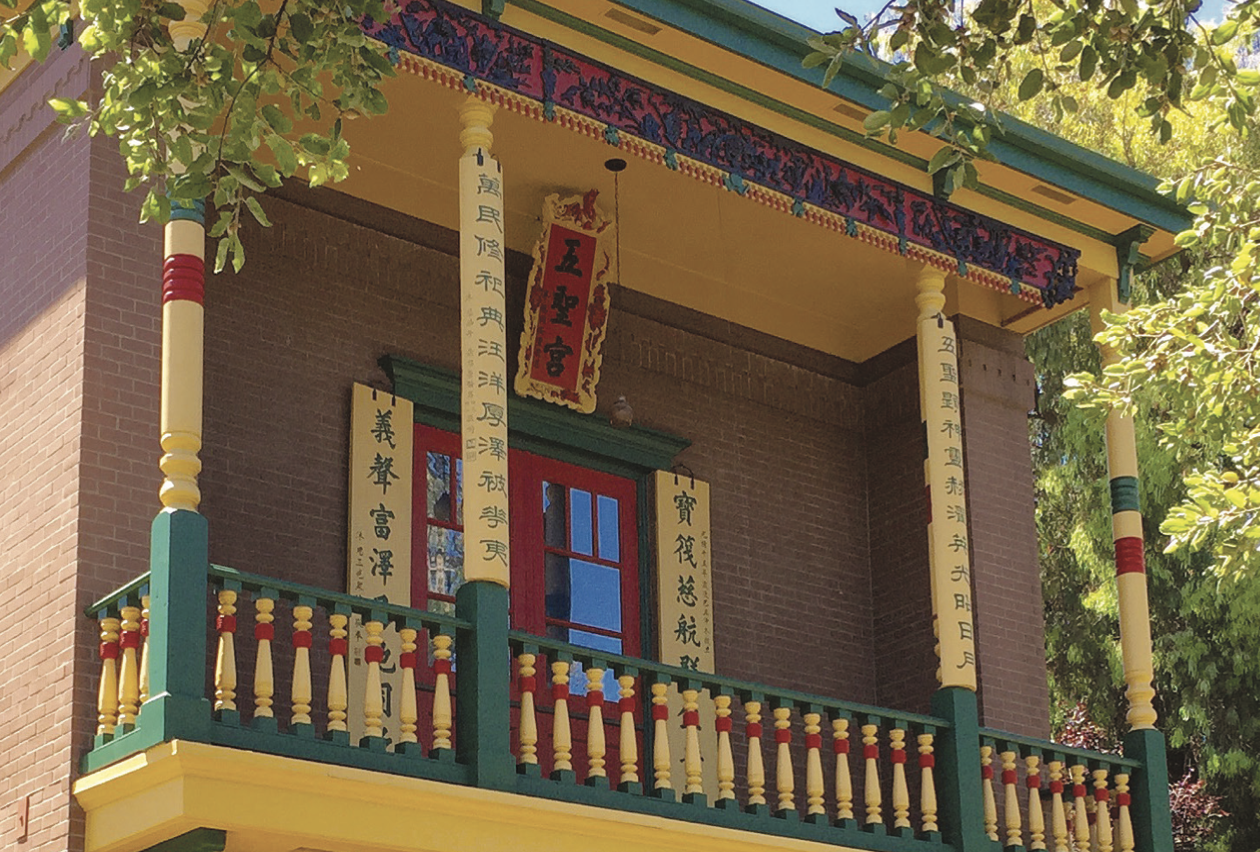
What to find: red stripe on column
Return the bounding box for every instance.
[1115,536,1146,575]
[163,254,205,305]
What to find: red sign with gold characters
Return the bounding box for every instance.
[515,190,613,413]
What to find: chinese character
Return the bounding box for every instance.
[380,681,393,716]
[477,402,505,427]
[480,505,508,528]
[369,453,399,493]
[956,650,976,669]
[950,564,970,582]
[958,621,974,641]
[551,285,580,326]
[542,336,574,378]
[938,336,956,355]
[941,420,961,439]
[380,644,397,675]
[475,269,504,292]
[476,204,502,232]
[477,174,501,197]
[679,655,700,671]
[942,391,959,411]
[674,491,697,526]
[369,503,394,540]
[371,408,396,449]
[945,476,965,496]
[945,446,963,468]
[478,306,504,330]
[482,538,508,565]
[475,236,503,261]
[477,371,504,392]
[371,548,394,582]
[478,471,506,493]
[946,504,966,523]
[948,532,968,553]
[674,534,697,568]
[940,363,958,383]
[478,435,507,461]
[477,338,505,360]
[954,593,971,611]
[552,238,583,276]
[677,574,697,607]
[674,614,701,647]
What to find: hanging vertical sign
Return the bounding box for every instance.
[461,137,510,587]
[347,382,414,745]
[514,190,614,414]
[919,316,978,691]
[654,470,718,796]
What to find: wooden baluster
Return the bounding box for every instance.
[1093,768,1113,852]
[138,594,151,706]
[981,745,999,841]
[96,616,121,740]
[327,612,349,736]
[862,723,882,827]
[774,704,795,814]
[651,680,672,795]
[919,732,938,835]
[1001,750,1023,849]
[1048,761,1070,852]
[214,589,238,717]
[586,667,608,786]
[833,718,855,823]
[432,632,454,752]
[362,618,385,741]
[1027,755,1046,851]
[745,699,766,811]
[1114,774,1133,852]
[618,673,640,790]
[252,596,275,725]
[804,711,825,819]
[398,627,418,748]
[1071,764,1091,852]
[683,688,704,801]
[551,659,573,777]
[517,652,539,768]
[117,604,141,729]
[290,604,313,728]
[714,694,735,805]
[890,727,911,831]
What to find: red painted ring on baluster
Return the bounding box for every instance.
[1027,775,1042,789]
[982,765,994,780]
[1117,793,1131,807]
[746,722,763,738]
[834,738,850,755]
[1115,536,1146,575]
[162,254,205,305]
[216,615,236,633]
[1002,769,1018,786]
[434,658,452,675]
[715,716,732,733]
[364,645,384,664]
[775,728,791,744]
[919,754,935,768]
[805,733,822,750]
[99,641,119,660]
[399,652,416,670]
[329,637,348,657]
[588,691,604,710]
[864,744,878,760]
[1095,788,1110,802]
[891,749,907,764]
[120,631,141,650]
[652,704,669,721]
[1073,784,1087,798]
[254,623,274,642]
[519,675,536,692]
[552,683,569,700]
[140,619,149,637]
[292,630,312,649]
[1050,781,1064,794]
[619,697,635,713]
[684,711,699,727]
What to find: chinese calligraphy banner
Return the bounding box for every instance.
[514,190,613,414]
[918,317,978,691]
[347,382,413,747]
[654,470,717,796]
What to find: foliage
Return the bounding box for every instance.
[0,0,394,271]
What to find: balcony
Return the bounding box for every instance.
[74,511,1169,852]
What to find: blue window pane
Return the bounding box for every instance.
[568,631,622,697]
[427,452,452,521]
[428,526,464,597]
[571,488,593,555]
[597,495,619,562]
[455,458,463,525]
[568,560,621,632]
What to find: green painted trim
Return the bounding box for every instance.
[1114,224,1156,304]
[455,582,516,790]
[80,724,167,773]
[977,727,1141,770]
[382,356,691,478]
[1123,727,1174,852]
[144,828,227,852]
[1109,476,1141,514]
[930,688,987,852]
[85,572,151,617]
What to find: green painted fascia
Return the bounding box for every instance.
[595,0,1191,236]
[144,828,227,852]
[382,356,690,477]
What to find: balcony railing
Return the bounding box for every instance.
[82,511,1169,852]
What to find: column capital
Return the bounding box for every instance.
[914,263,948,320]
[458,97,497,155]
[170,0,211,52]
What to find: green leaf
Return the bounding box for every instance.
[245,196,272,227]
[267,136,299,175]
[1211,19,1239,46]
[927,145,957,175]
[863,110,892,132]
[214,235,230,273]
[1018,68,1044,101]
[289,12,314,43]
[261,103,293,134]
[1079,45,1098,82]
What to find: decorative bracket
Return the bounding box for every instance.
[1113,224,1155,305]
[482,0,506,18]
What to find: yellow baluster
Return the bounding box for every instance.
[919,732,938,835]
[252,597,275,722]
[327,613,349,734]
[714,694,735,803]
[117,605,141,729]
[432,632,454,751]
[618,674,639,788]
[214,590,238,714]
[138,594,151,707]
[683,688,703,799]
[981,745,999,841]
[1115,774,1133,852]
[362,619,385,740]
[652,681,672,793]
[863,723,882,826]
[1093,768,1113,852]
[1027,755,1046,851]
[587,667,608,783]
[1048,761,1070,852]
[804,711,825,818]
[518,653,539,766]
[290,604,313,727]
[745,700,766,809]
[1071,765,1091,852]
[96,616,121,738]
[775,705,795,813]
[398,627,418,746]
[833,718,854,822]
[891,728,911,830]
[1002,750,1023,848]
[551,660,573,776]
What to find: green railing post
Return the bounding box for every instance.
[1124,728,1174,852]
[143,509,212,742]
[930,686,988,852]
[454,580,514,790]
